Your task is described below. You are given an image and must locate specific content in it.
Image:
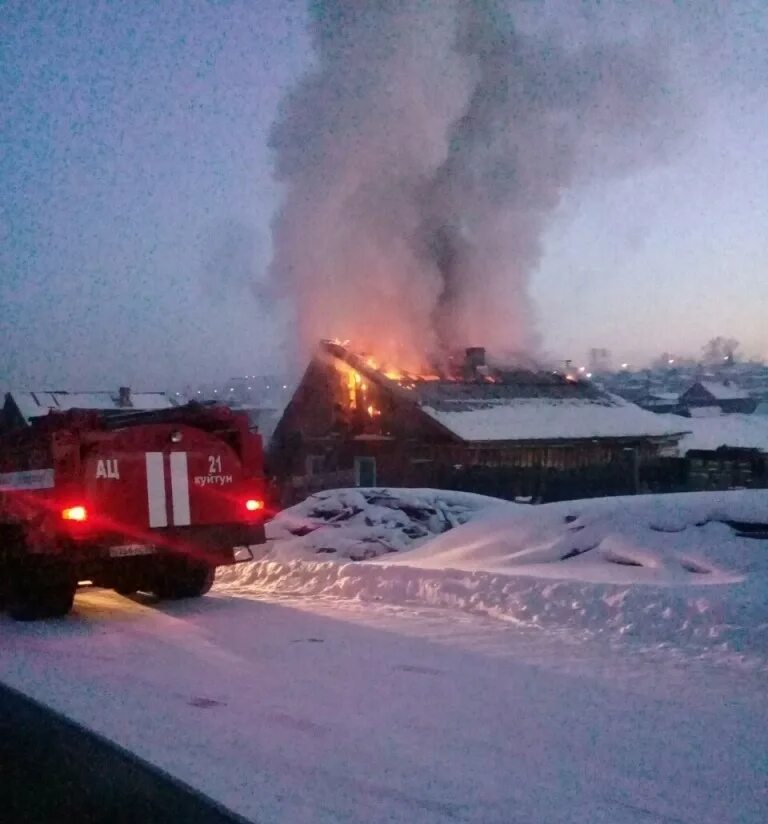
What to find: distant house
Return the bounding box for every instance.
[637,390,680,415]
[679,380,756,415]
[270,341,688,503]
[1,388,177,431]
[670,413,768,490]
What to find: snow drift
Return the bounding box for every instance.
[217,489,768,657]
[383,489,768,585]
[262,487,508,561]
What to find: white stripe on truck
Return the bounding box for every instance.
[145,452,168,528]
[169,451,191,527]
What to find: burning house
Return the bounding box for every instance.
[262,3,694,506]
[270,342,688,503]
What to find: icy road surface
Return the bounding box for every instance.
[1,589,766,824]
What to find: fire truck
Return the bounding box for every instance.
[0,403,266,620]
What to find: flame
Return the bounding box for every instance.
[330,338,470,401]
[346,370,358,409]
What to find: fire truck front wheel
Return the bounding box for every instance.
[7,564,77,621]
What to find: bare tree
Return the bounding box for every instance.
[702,337,739,365]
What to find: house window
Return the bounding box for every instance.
[354,456,377,487]
[306,455,325,476]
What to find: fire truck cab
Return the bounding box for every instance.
[0,402,266,620]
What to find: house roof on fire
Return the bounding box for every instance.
[321,341,688,444]
[5,389,177,426]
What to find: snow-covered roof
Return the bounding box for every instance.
[697,381,751,400]
[672,413,768,454]
[649,391,679,401]
[642,392,680,408]
[423,397,687,443]
[8,390,176,423]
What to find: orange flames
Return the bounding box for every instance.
[329,338,433,382]
[329,337,503,396]
[330,338,495,416]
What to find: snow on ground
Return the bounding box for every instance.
[384,489,768,582]
[218,489,768,658]
[2,589,767,823]
[262,487,508,561]
[2,493,767,821]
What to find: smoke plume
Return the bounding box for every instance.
[268,0,680,369]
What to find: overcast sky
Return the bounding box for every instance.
[2,0,766,390]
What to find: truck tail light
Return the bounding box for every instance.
[62,505,88,522]
[244,498,264,513]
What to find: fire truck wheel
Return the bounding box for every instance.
[154,560,215,600]
[7,567,77,621]
[112,573,144,596]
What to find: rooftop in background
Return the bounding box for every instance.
[597,362,768,412]
[4,389,177,427]
[679,380,758,415]
[695,380,751,401]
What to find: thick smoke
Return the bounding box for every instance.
[268,0,679,368]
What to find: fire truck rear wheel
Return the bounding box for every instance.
[154,560,215,600]
[7,567,77,621]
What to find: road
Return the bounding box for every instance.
[1,587,766,823]
[0,681,248,824]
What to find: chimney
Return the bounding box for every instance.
[463,347,486,380]
[118,386,132,408]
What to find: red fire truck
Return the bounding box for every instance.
[0,403,266,620]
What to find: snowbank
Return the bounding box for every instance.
[217,489,768,656]
[261,487,509,561]
[383,489,768,584]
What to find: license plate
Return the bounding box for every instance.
[109,544,156,558]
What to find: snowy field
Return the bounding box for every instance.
[1,589,766,823]
[219,488,768,660]
[1,488,767,822]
